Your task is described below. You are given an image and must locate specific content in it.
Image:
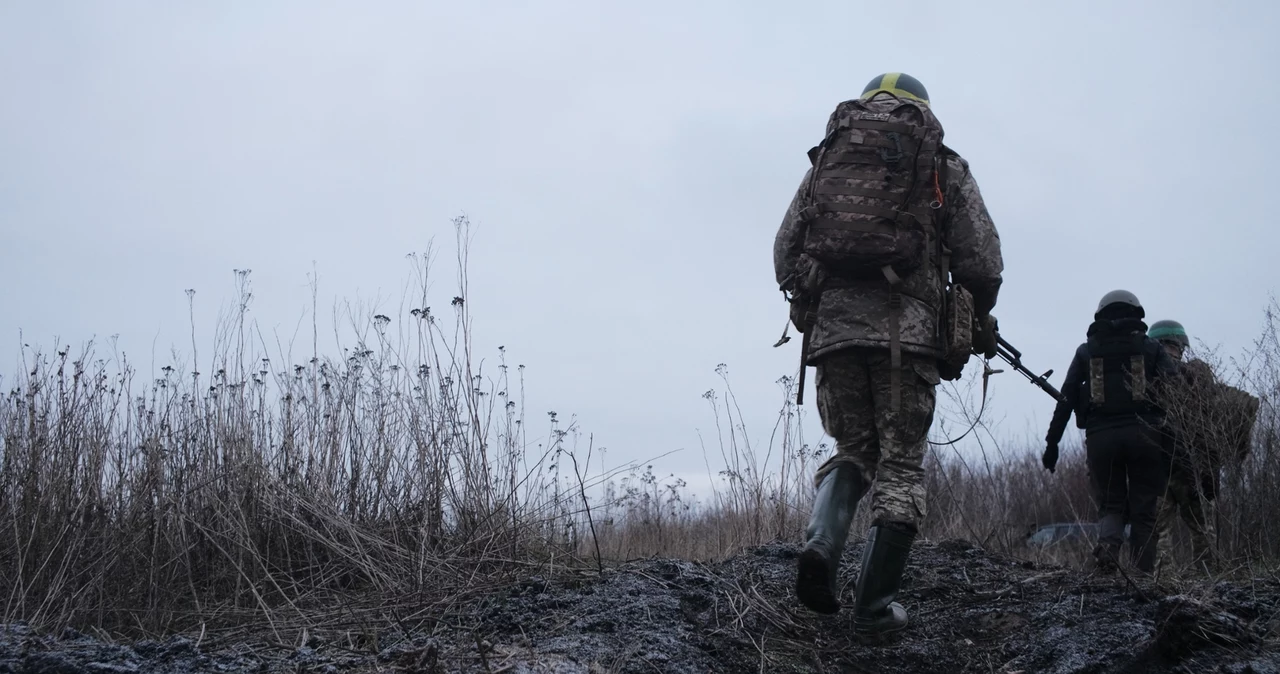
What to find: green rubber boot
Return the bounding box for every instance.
[852,522,916,637]
[795,464,868,614]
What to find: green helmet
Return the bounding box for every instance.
[861,73,930,106]
[1149,319,1189,347]
[1094,289,1144,319]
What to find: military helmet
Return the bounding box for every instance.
[860,73,930,106]
[1149,319,1190,347]
[1094,289,1144,319]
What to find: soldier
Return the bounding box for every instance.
[1043,291,1179,574]
[774,72,1004,636]
[1150,319,1221,572]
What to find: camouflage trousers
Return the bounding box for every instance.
[812,347,940,530]
[1156,472,1216,571]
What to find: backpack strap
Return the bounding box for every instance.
[882,264,904,411]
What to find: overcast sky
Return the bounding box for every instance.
[2,1,1277,498]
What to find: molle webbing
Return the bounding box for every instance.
[813,184,905,199]
[823,140,918,159]
[816,168,895,181]
[817,153,888,168]
[810,219,898,234]
[807,201,912,222]
[840,118,926,137]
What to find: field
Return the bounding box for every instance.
[3,222,1279,672]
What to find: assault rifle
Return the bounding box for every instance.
[774,267,820,406]
[988,334,1064,403]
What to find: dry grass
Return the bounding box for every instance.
[2,219,1277,642]
[0,218,614,641]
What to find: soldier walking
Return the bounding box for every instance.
[774,72,1003,636]
[1043,291,1178,573]
[1150,319,1218,572]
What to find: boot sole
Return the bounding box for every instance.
[854,616,909,640]
[854,624,908,642]
[796,548,840,614]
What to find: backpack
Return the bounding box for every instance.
[1218,383,1259,464]
[1164,360,1258,496]
[1085,319,1160,417]
[798,94,947,280]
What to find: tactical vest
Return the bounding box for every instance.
[1085,323,1158,416]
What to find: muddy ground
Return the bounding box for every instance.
[3,538,1278,673]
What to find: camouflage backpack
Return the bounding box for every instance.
[797,93,947,281]
[1215,382,1259,465]
[1168,359,1259,474]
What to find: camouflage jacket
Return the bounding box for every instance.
[773,129,1004,363]
[1165,358,1220,478]
[1163,358,1259,475]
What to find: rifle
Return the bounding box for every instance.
[775,266,821,406]
[796,328,811,405]
[771,286,814,406]
[990,334,1064,403]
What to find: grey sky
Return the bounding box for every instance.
[3,1,1278,497]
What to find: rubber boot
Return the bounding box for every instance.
[1094,512,1124,575]
[852,522,916,637]
[795,464,868,614]
[1093,542,1120,576]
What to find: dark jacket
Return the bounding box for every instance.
[1046,318,1179,446]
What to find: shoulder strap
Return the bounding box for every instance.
[935,152,951,274]
[883,265,904,411]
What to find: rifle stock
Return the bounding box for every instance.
[791,284,819,406]
[796,329,811,405]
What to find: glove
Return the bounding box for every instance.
[973,314,999,360]
[1042,442,1059,473]
[938,359,965,382]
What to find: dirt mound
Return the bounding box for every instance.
[2,539,1277,673]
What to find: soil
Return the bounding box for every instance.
[2,539,1278,673]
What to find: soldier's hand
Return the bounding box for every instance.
[973,314,999,359]
[1042,442,1059,473]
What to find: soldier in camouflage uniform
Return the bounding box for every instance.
[1149,320,1219,572]
[774,73,1004,636]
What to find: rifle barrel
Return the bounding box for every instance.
[1035,378,1065,402]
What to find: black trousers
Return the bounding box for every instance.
[1086,424,1170,572]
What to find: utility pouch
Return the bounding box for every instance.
[941,283,974,380]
